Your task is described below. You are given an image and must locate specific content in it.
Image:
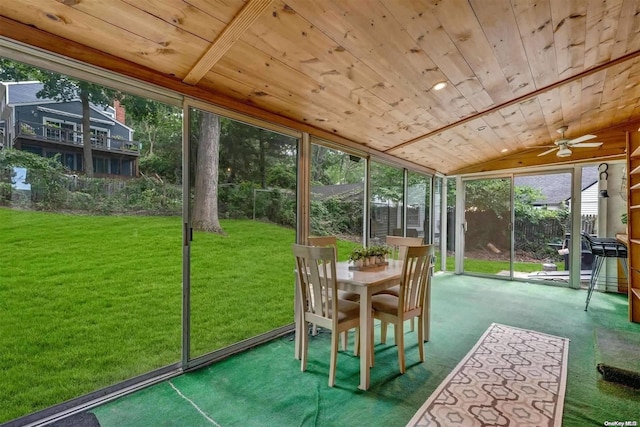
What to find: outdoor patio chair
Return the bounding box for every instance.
[582,232,628,311]
[371,245,433,374]
[292,244,361,387]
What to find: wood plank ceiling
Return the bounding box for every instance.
[2,0,640,175]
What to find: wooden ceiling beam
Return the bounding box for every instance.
[182,0,274,86]
[385,48,640,155]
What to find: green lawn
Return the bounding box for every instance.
[455,258,545,274]
[0,207,541,423]
[1,208,306,422]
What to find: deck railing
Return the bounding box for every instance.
[15,120,140,155]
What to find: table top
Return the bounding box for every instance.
[335,260,404,287]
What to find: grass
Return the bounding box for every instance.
[458,258,544,274]
[0,207,549,423]
[1,208,307,423]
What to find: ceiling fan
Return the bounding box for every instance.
[537,126,603,157]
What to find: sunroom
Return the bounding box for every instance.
[1,1,640,426]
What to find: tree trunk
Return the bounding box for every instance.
[81,91,94,177]
[193,111,224,234]
[145,122,154,156]
[259,130,266,188]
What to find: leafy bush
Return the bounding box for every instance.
[65,175,182,215]
[219,181,259,219]
[0,149,69,210]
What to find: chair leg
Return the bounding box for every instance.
[341,331,348,351]
[396,322,405,374]
[329,330,339,387]
[301,321,309,372]
[585,256,604,311]
[417,316,425,363]
[370,319,375,368]
[380,321,388,344]
[354,327,360,356]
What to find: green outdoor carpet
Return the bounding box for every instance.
[596,328,640,389]
[91,274,640,427]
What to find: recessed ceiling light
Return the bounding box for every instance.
[501,148,508,153]
[432,81,447,91]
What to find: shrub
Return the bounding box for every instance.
[0,149,69,210]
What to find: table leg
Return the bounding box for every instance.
[423,277,431,342]
[358,290,371,390]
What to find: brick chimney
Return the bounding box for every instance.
[114,100,126,123]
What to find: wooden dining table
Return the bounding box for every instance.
[294,259,431,390]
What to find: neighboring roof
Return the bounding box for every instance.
[5,81,56,104]
[3,81,129,130]
[514,167,598,205]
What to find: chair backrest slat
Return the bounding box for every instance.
[308,236,338,249]
[293,244,338,323]
[386,236,424,260]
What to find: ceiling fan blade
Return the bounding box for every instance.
[538,147,559,156]
[568,134,597,144]
[572,142,603,148]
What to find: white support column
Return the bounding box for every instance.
[455,176,464,274]
[440,176,447,272]
[570,166,583,289]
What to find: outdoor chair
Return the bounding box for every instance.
[371,245,433,374]
[292,244,361,387]
[582,232,628,311]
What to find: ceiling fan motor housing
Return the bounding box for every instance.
[557,146,572,157]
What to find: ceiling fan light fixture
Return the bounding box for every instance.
[557,146,572,157]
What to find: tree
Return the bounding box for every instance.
[192,110,224,234]
[0,59,119,177]
[120,96,182,182]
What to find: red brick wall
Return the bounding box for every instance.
[114,100,126,123]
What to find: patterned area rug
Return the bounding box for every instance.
[407,323,569,427]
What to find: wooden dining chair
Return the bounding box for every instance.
[371,244,433,374]
[307,235,338,250]
[385,235,424,260]
[292,243,361,387]
[307,235,359,350]
[376,236,425,331]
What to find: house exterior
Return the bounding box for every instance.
[514,166,599,215]
[0,81,140,177]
